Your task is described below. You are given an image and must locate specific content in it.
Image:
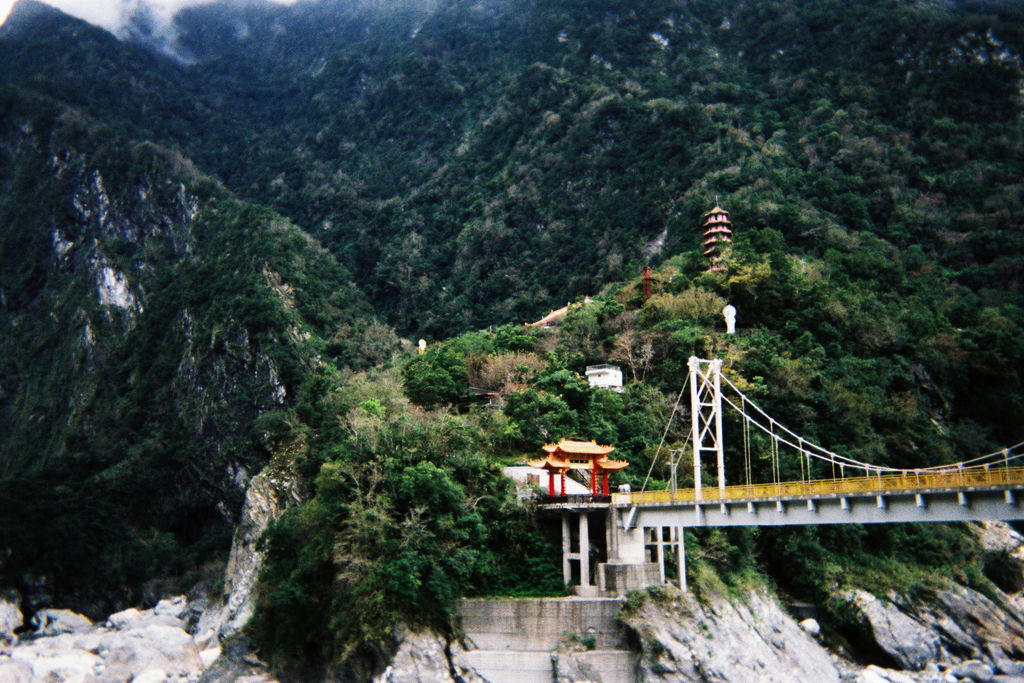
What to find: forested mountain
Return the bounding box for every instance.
[5,0,1021,333]
[0,0,1022,676]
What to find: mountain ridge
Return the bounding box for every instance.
[0,0,1021,675]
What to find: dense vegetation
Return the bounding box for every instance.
[0,0,1022,676]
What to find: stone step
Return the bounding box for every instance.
[462,649,637,683]
[461,650,552,683]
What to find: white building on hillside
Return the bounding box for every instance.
[586,364,623,392]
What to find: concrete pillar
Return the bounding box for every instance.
[606,507,619,560]
[616,519,646,564]
[579,513,591,586]
[562,514,571,585]
[656,527,666,584]
[677,527,687,592]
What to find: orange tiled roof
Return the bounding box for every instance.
[542,439,615,456]
[528,453,629,472]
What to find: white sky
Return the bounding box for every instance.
[0,0,298,31]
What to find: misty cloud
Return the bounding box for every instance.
[1,0,297,35]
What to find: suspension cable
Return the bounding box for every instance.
[742,397,751,487]
[769,419,779,487]
[721,390,1024,476]
[715,367,1024,474]
[640,376,689,494]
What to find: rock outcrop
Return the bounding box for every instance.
[196,465,301,645]
[619,586,840,682]
[834,521,1024,677]
[374,627,486,683]
[189,463,298,681]
[840,589,943,670]
[976,522,1024,560]
[1,589,22,656]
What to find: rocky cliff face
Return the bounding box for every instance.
[839,584,1024,674]
[0,90,373,613]
[0,94,206,473]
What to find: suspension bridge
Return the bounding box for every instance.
[539,357,1024,595]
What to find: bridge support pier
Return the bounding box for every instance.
[646,525,686,592]
[562,512,593,593]
[561,515,570,586]
[593,507,661,595]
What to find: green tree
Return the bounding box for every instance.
[401,349,468,407]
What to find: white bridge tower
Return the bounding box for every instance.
[688,356,726,501]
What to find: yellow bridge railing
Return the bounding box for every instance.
[612,466,1024,506]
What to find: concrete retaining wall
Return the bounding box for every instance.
[457,597,628,651]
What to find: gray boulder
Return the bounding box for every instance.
[107,607,145,631]
[131,669,169,683]
[0,659,33,683]
[856,665,917,683]
[107,607,182,632]
[30,608,93,637]
[951,660,995,682]
[99,623,203,681]
[840,589,941,670]
[9,640,104,681]
[153,595,188,619]
[800,618,821,637]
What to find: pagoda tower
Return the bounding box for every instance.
[702,205,733,272]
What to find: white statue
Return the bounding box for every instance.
[723,305,737,334]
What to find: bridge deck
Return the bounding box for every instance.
[610,466,1024,507]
